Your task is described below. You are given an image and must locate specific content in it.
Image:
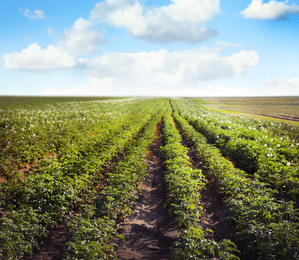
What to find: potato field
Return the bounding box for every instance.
[0,97,298,259]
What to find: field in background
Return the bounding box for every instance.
[192,97,299,122]
[0,96,123,109]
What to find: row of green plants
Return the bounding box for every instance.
[0,98,166,259]
[173,99,299,205]
[172,107,299,259]
[187,98,299,141]
[63,103,167,259]
[161,107,239,259]
[0,98,144,177]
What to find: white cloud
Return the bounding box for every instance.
[224,50,260,76]
[41,47,260,97]
[76,48,259,92]
[264,77,299,95]
[20,9,45,20]
[2,17,106,71]
[3,43,77,70]
[90,0,220,43]
[58,18,105,55]
[241,0,299,20]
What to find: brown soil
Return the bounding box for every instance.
[114,123,178,260]
[179,127,236,242]
[24,223,69,260]
[199,176,236,241]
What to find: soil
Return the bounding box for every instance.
[24,223,69,260]
[114,123,178,260]
[180,128,236,242]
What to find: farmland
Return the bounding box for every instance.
[192,97,299,122]
[0,97,298,259]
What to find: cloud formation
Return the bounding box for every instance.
[241,0,299,20]
[3,43,77,70]
[90,0,220,43]
[78,47,260,90]
[58,18,105,55]
[20,9,45,20]
[264,77,299,95]
[2,17,106,70]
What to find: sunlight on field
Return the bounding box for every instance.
[193,97,299,119]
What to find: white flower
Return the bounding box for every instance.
[264,144,267,147]
[287,162,291,166]
[277,144,281,147]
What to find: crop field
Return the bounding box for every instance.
[0,97,298,259]
[192,97,299,122]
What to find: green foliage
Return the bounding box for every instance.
[173,98,299,205]
[0,98,167,259]
[172,227,239,260]
[172,101,299,259]
[161,108,239,259]
[64,212,120,260]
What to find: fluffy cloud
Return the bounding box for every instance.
[3,43,77,70]
[241,0,299,20]
[2,17,106,70]
[78,47,260,89]
[264,77,299,95]
[58,18,105,55]
[90,0,220,43]
[20,9,45,20]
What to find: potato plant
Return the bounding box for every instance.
[173,99,299,206]
[0,98,166,259]
[173,107,299,259]
[161,107,239,259]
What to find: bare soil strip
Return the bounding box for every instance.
[179,126,236,242]
[24,223,69,260]
[115,124,178,260]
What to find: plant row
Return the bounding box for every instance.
[161,107,239,259]
[64,104,167,259]
[173,99,299,205]
[183,98,299,141]
[172,107,299,259]
[0,98,150,177]
[0,99,166,259]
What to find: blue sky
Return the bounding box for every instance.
[1,0,299,96]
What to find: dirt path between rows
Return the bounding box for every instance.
[24,223,69,260]
[178,125,236,242]
[114,123,178,260]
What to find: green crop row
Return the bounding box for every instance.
[0,98,152,177]
[172,107,299,259]
[64,104,167,259]
[184,98,299,141]
[0,98,166,259]
[161,107,239,260]
[173,99,299,206]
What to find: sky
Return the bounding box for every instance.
[0,0,299,97]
